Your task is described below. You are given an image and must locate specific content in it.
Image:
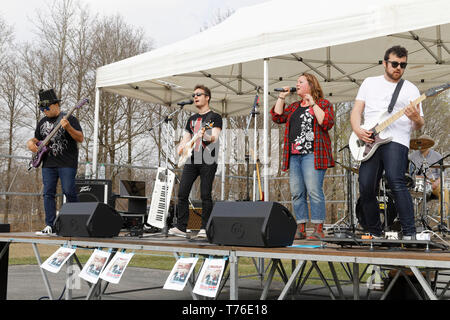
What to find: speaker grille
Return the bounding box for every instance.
[75,179,113,207]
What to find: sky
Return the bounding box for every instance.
[1,0,269,48]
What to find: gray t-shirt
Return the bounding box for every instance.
[409,149,442,179]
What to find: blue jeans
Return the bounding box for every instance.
[289,154,327,224]
[42,167,78,227]
[358,142,415,236]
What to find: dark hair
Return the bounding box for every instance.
[194,84,211,102]
[301,73,324,102]
[384,45,408,61]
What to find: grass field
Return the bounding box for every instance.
[7,243,371,286]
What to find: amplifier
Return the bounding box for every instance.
[74,179,114,207]
[119,212,145,230]
[187,208,202,230]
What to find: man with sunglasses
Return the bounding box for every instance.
[169,85,222,239]
[350,45,424,240]
[27,89,84,235]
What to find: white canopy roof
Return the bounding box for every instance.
[96,0,450,116]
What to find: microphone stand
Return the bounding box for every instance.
[144,103,188,238]
[243,90,260,201]
[339,144,356,234]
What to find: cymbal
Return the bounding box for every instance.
[410,137,435,150]
[335,161,359,174]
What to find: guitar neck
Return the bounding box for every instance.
[40,106,78,147]
[375,93,426,133]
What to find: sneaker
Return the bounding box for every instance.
[196,229,207,238]
[307,223,324,241]
[361,233,383,240]
[35,226,54,235]
[402,234,416,241]
[294,223,306,240]
[168,227,187,238]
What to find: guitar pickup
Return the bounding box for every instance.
[357,139,365,147]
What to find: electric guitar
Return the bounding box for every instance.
[28,98,89,170]
[349,83,449,162]
[177,121,214,168]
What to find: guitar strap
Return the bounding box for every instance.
[387,79,404,113]
[54,112,66,126]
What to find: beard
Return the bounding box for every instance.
[385,68,403,81]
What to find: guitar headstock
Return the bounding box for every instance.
[424,83,450,97]
[79,98,89,107]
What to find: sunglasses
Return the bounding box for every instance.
[386,60,408,69]
[39,106,50,112]
[192,93,208,97]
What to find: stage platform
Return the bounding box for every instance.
[1,232,450,300]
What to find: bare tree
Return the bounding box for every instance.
[89,14,154,179]
[0,58,26,223]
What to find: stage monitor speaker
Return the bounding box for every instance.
[206,201,296,247]
[74,179,114,207]
[54,202,123,237]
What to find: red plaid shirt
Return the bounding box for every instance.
[270,99,335,171]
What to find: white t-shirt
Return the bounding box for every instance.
[355,75,423,148]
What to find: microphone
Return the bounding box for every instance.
[177,99,194,106]
[274,87,296,93]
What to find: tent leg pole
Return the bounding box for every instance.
[263,58,269,201]
[93,88,101,177]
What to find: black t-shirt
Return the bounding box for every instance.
[184,111,223,165]
[34,113,82,168]
[289,106,314,155]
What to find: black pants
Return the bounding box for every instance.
[176,163,218,231]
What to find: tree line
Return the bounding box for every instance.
[0,1,448,231]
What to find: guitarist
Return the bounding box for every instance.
[27,89,84,235]
[350,46,424,240]
[169,85,222,239]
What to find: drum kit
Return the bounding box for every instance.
[336,136,449,235]
[408,137,450,234]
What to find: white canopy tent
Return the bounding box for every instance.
[94,0,450,199]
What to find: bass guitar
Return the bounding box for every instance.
[177,121,214,168]
[28,98,89,170]
[349,83,449,162]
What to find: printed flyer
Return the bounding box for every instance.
[79,249,111,284]
[99,251,134,284]
[193,258,226,298]
[163,257,199,291]
[41,246,76,274]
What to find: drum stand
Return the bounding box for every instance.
[429,154,450,235]
[380,177,390,233]
[414,156,434,231]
